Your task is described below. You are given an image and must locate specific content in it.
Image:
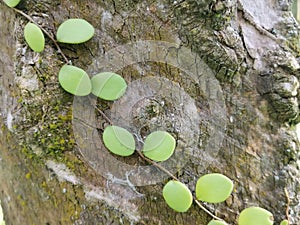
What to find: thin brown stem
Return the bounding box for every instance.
[135,149,224,222]
[86,86,224,222]
[284,188,291,224]
[91,102,225,221]
[135,150,179,181]
[194,199,224,221]
[88,96,113,125]
[13,8,69,64]
[5,10,225,221]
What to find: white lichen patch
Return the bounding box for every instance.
[45,160,141,222]
[84,185,141,222]
[15,66,39,92]
[239,0,279,30]
[0,76,18,133]
[46,160,81,185]
[0,200,5,225]
[295,123,300,142]
[101,11,113,31]
[6,111,13,132]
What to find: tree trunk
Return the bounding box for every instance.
[0,0,299,224]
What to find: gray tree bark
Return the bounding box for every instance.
[0,0,299,224]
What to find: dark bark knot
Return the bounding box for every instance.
[258,71,300,123]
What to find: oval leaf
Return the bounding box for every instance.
[58,65,92,96]
[196,173,233,203]
[56,18,95,44]
[207,220,228,225]
[280,220,289,225]
[238,207,274,225]
[142,131,176,162]
[103,126,135,156]
[24,22,45,52]
[4,0,21,7]
[163,180,192,212]
[91,72,127,101]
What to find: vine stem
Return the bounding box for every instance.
[12,5,228,221]
[14,6,226,222]
[135,149,178,181]
[12,8,69,64]
[88,96,113,125]
[284,188,291,224]
[91,99,225,221]
[135,150,224,221]
[193,199,224,222]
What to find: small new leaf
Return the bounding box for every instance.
[142,131,176,162]
[58,65,92,96]
[24,22,45,52]
[102,126,135,156]
[163,180,192,212]
[56,18,95,44]
[280,220,289,225]
[4,0,21,7]
[91,72,127,101]
[207,220,228,225]
[196,173,233,203]
[238,207,274,225]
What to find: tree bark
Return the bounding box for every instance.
[0,0,299,224]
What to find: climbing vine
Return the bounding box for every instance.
[3,0,292,224]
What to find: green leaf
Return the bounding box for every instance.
[58,65,92,96]
[102,126,135,156]
[24,22,45,52]
[196,173,233,203]
[280,220,289,225]
[207,220,228,225]
[238,207,274,225]
[162,180,193,212]
[91,72,127,101]
[3,0,21,7]
[56,18,95,44]
[142,131,176,162]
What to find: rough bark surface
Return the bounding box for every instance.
[0,0,300,224]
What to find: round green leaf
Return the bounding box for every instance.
[280,220,289,225]
[238,207,274,225]
[142,131,176,162]
[207,220,228,225]
[58,65,92,96]
[4,0,21,7]
[103,126,135,156]
[162,180,193,212]
[24,22,45,52]
[91,72,127,101]
[196,173,233,203]
[56,19,95,44]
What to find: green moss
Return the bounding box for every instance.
[25,172,31,179]
[1,124,87,224]
[16,86,75,160]
[20,144,38,160]
[17,195,27,207]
